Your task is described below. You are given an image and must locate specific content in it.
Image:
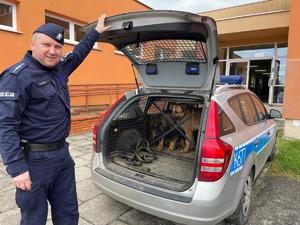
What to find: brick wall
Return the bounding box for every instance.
[70,114,102,134]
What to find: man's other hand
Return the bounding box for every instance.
[95,14,111,34]
[12,171,32,191]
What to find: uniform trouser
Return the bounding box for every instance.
[15,143,79,225]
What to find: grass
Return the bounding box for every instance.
[269,130,300,180]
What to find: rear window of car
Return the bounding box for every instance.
[219,108,236,136]
[121,39,207,65]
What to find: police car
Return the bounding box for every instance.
[86,11,282,225]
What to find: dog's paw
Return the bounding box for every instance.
[169,136,178,152]
[168,141,176,151]
[157,139,164,152]
[182,147,190,153]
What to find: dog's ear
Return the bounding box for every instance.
[172,104,178,113]
[171,105,175,112]
[180,105,185,113]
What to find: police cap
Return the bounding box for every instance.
[33,23,64,45]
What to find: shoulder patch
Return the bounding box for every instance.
[9,62,28,76]
[0,91,18,100]
[61,51,74,63]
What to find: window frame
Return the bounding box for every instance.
[218,106,236,137]
[249,93,268,122]
[45,13,98,48]
[0,0,17,32]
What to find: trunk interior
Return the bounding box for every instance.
[103,95,204,191]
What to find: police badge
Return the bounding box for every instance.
[56,33,63,41]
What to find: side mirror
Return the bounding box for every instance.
[269,109,282,119]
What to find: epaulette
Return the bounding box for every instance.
[9,62,28,76]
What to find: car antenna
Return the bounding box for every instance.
[131,64,140,94]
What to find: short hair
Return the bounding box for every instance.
[32,33,43,42]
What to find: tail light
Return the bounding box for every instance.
[198,100,233,182]
[92,96,125,153]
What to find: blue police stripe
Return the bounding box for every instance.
[229,124,275,176]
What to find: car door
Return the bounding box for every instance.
[237,93,269,174]
[249,94,276,163]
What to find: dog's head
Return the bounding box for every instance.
[171,104,185,118]
[150,119,167,140]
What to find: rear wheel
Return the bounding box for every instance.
[227,170,254,225]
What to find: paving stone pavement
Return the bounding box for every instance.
[1,132,299,225]
[0,133,185,225]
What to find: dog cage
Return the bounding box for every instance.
[104,96,204,189]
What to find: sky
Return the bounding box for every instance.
[138,0,264,13]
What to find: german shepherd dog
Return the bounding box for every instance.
[150,113,182,152]
[170,104,202,152]
[149,116,170,152]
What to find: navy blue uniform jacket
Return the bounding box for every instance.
[0,29,100,177]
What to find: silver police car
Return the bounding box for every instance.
[87,11,282,225]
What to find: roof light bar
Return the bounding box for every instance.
[219,75,243,85]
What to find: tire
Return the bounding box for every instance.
[227,170,254,225]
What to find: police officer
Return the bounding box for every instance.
[0,15,111,225]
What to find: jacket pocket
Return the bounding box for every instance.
[31,81,56,99]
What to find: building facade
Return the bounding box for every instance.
[1,0,299,139]
[202,0,300,139]
[0,0,149,107]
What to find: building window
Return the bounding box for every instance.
[273,86,284,103]
[74,24,84,42]
[45,14,85,44]
[229,61,248,85]
[275,43,287,85]
[219,48,227,60]
[229,44,274,59]
[0,1,16,31]
[219,61,226,75]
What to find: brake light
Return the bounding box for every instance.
[199,100,233,182]
[92,95,125,153]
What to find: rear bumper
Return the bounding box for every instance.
[91,161,241,225]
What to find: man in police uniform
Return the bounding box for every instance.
[0,15,111,225]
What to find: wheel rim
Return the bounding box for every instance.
[242,175,252,217]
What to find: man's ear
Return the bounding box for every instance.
[30,39,34,50]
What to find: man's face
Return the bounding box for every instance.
[31,33,63,68]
